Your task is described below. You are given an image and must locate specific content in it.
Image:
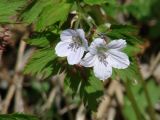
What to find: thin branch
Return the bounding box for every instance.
[97,80,119,120]
[76,104,86,120]
[2,40,26,113]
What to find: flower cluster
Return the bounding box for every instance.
[55,29,130,80]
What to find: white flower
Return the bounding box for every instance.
[55,29,88,65]
[81,38,130,80]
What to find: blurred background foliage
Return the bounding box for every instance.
[0,0,160,120]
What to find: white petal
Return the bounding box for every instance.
[60,29,76,42]
[55,41,71,57]
[91,38,106,47]
[80,53,96,67]
[76,29,85,39]
[93,58,112,80]
[76,29,88,51]
[107,49,130,69]
[89,38,106,54]
[107,39,126,50]
[82,38,88,51]
[67,47,84,65]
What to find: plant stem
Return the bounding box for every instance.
[136,58,157,120]
[124,79,145,120]
[140,78,157,120]
[76,0,93,28]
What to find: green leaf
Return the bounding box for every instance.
[147,79,160,105]
[26,32,57,47]
[26,37,50,47]
[31,81,50,93]
[0,113,39,120]
[106,25,142,56]
[112,57,141,83]
[65,71,81,96]
[123,100,137,120]
[96,23,111,33]
[123,44,141,56]
[36,2,72,31]
[21,0,54,24]
[65,70,104,111]
[24,47,56,78]
[124,0,153,20]
[0,0,26,23]
[107,25,139,43]
[123,79,160,119]
[82,72,104,110]
[84,0,108,5]
[110,25,138,33]
[102,0,119,18]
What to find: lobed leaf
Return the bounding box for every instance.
[65,69,104,111]
[36,2,72,31]
[24,47,56,78]
[84,0,108,5]
[0,113,39,120]
[0,0,26,23]
[26,31,57,48]
[21,0,54,24]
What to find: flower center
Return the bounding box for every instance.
[68,36,82,51]
[72,36,82,46]
[97,45,108,66]
[97,45,107,53]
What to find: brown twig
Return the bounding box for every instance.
[2,40,26,113]
[96,80,121,120]
[41,72,66,111]
[150,52,160,76]
[76,104,86,120]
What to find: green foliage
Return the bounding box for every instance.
[124,0,153,20]
[123,80,160,120]
[97,24,141,56]
[65,70,104,111]
[31,80,50,93]
[0,0,159,119]
[0,0,26,23]
[108,25,141,57]
[102,0,120,18]
[96,23,111,33]
[82,72,104,110]
[26,36,51,48]
[1,0,154,116]
[107,25,140,45]
[112,57,141,83]
[0,113,39,120]
[21,0,72,31]
[97,24,138,39]
[26,32,57,48]
[21,0,54,24]
[103,25,142,83]
[84,0,107,5]
[24,48,56,78]
[149,21,160,39]
[36,2,71,31]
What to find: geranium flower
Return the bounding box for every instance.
[55,29,88,65]
[81,38,130,80]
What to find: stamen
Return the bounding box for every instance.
[72,36,82,46]
[68,36,82,52]
[98,53,108,66]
